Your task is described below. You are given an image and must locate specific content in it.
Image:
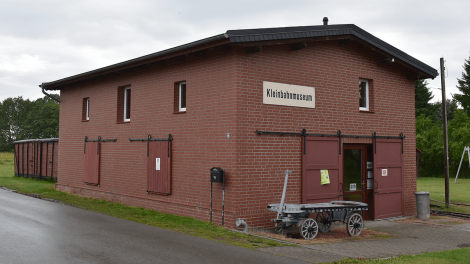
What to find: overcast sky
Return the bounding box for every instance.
[1,0,469,103]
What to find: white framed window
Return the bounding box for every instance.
[179,82,186,112]
[359,79,369,111]
[124,87,131,121]
[86,98,90,120]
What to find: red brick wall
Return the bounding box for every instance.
[233,41,416,227]
[57,50,239,226]
[56,40,417,228]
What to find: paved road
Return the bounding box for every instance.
[0,189,308,264]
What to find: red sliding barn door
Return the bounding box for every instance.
[302,137,342,203]
[84,142,100,185]
[373,139,404,219]
[147,141,172,194]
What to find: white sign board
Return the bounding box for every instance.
[367,179,373,189]
[382,169,388,176]
[263,81,315,108]
[350,183,356,191]
[156,158,160,171]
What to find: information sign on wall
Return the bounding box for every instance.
[320,170,330,185]
[367,179,373,189]
[156,158,160,171]
[350,183,356,191]
[382,169,388,176]
[263,81,315,108]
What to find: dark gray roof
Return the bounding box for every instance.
[41,23,437,89]
[40,33,228,89]
[226,24,437,78]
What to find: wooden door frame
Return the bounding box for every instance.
[342,144,373,220]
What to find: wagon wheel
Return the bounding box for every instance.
[275,223,293,235]
[300,218,318,240]
[347,212,363,236]
[316,211,332,233]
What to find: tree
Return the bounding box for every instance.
[0,97,32,151]
[433,98,458,124]
[0,95,59,152]
[448,109,470,177]
[23,95,60,139]
[415,79,438,118]
[454,55,470,116]
[416,114,445,177]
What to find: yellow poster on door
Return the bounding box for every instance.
[320,170,330,185]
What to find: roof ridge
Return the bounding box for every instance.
[41,23,438,89]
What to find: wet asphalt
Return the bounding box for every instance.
[0,189,308,264]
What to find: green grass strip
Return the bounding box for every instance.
[329,247,470,263]
[0,153,280,250]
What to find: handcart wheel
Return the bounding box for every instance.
[300,218,318,240]
[275,223,293,235]
[316,211,332,233]
[347,212,363,236]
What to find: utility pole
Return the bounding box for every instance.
[440,57,450,208]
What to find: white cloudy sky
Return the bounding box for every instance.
[1,0,469,103]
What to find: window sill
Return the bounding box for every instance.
[116,121,131,124]
[173,111,186,114]
[359,110,375,113]
[148,191,170,196]
[81,120,89,122]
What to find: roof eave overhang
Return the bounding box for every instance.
[41,24,438,90]
[41,33,229,90]
[226,25,438,79]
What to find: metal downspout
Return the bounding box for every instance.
[41,86,60,104]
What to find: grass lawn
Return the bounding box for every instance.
[331,248,470,263]
[417,177,470,214]
[0,152,280,249]
[0,152,14,175]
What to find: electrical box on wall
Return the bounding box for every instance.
[210,167,224,183]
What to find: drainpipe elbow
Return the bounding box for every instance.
[236,218,249,233]
[40,85,60,104]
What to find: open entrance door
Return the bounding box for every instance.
[373,139,404,219]
[343,144,374,220]
[302,137,342,203]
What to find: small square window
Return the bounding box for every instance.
[179,82,186,112]
[124,87,131,121]
[359,79,369,111]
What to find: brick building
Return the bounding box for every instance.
[40,20,438,228]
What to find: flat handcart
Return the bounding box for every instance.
[267,170,368,240]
